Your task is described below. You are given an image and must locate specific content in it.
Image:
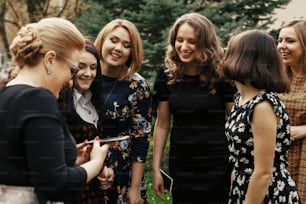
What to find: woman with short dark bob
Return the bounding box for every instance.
[219,29,300,203]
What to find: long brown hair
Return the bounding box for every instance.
[164,12,224,93]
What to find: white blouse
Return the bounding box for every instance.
[73,89,99,128]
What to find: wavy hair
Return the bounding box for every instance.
[164,12,224,93]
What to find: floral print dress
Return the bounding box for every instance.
[101,73,151,204]
[225,91,300,204]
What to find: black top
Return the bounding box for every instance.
[154,68,236,166]
[0,85,87,202]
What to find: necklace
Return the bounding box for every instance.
[104,79,118,104]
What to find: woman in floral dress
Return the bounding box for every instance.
[94,19,152,204]
[219,29,300,203]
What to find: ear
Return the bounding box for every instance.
[43,50,57,68]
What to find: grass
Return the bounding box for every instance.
[144,134,172,204]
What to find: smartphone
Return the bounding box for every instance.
[160,169,173,192]
[86,135,130,144]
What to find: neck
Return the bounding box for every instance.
[6,68,46,88]
[182,63,201,76]
[290,64,306,77]
[101,63,126,78]
[235,81,264,106]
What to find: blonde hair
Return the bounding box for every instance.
[165,13,223,92]
[10,17,84,67]
[94,19,143,79]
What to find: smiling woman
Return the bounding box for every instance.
[57,39,111,203]
[0,18,110,203]
[152,12,236,204]
[93,19,152,204]
[277,19,306,203]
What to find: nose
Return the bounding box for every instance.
[277,40,286,50]
[181,41,189,51]
[114,43,123,51]
[83,67,92,76]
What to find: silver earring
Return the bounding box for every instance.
[47,69,52,75]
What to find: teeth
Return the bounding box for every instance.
[280,53,289,56]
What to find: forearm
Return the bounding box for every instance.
[245,171,272,204]
[130,162,145,189]
[80,145,108,183]
[152,124,169,172]
[80,159,104,183]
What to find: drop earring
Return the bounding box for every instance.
[47,69,52,75]
[47,63,52,75]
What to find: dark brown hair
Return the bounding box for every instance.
[219,29,289,93]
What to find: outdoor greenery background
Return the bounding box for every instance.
[73,1,290,203]
[74,0,290,84]
[0,0,294,203]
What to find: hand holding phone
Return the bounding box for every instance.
[160,169,173,192]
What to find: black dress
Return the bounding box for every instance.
[153,69,236,204]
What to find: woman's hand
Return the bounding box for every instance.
[290,126,306,141]
[127,186,143,204]
[75,140,91,166]
[97,166,114,190]
[152,169,167,201]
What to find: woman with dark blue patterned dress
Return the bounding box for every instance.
[94,19,152,204]
[219,29,300,203]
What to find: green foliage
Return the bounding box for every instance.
[75,0,290,80]
[74,1,290,202]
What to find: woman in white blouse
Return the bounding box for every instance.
[58,39,114,203]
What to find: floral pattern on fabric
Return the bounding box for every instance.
[102,73,151,204]
[225,91,300,203]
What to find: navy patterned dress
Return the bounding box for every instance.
[101,73,152,204]
[225,91,300,203]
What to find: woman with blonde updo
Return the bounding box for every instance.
[0,17,109,203]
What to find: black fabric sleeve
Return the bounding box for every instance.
[24,118,87,201]
[20,89,87,202]
[217,80,237,103]
[153,67,170,102]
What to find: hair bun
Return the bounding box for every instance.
[10,23,43,66]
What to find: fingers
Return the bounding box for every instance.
[156,192,166,201]
[98,181,112,190]
[97,167,114,190]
